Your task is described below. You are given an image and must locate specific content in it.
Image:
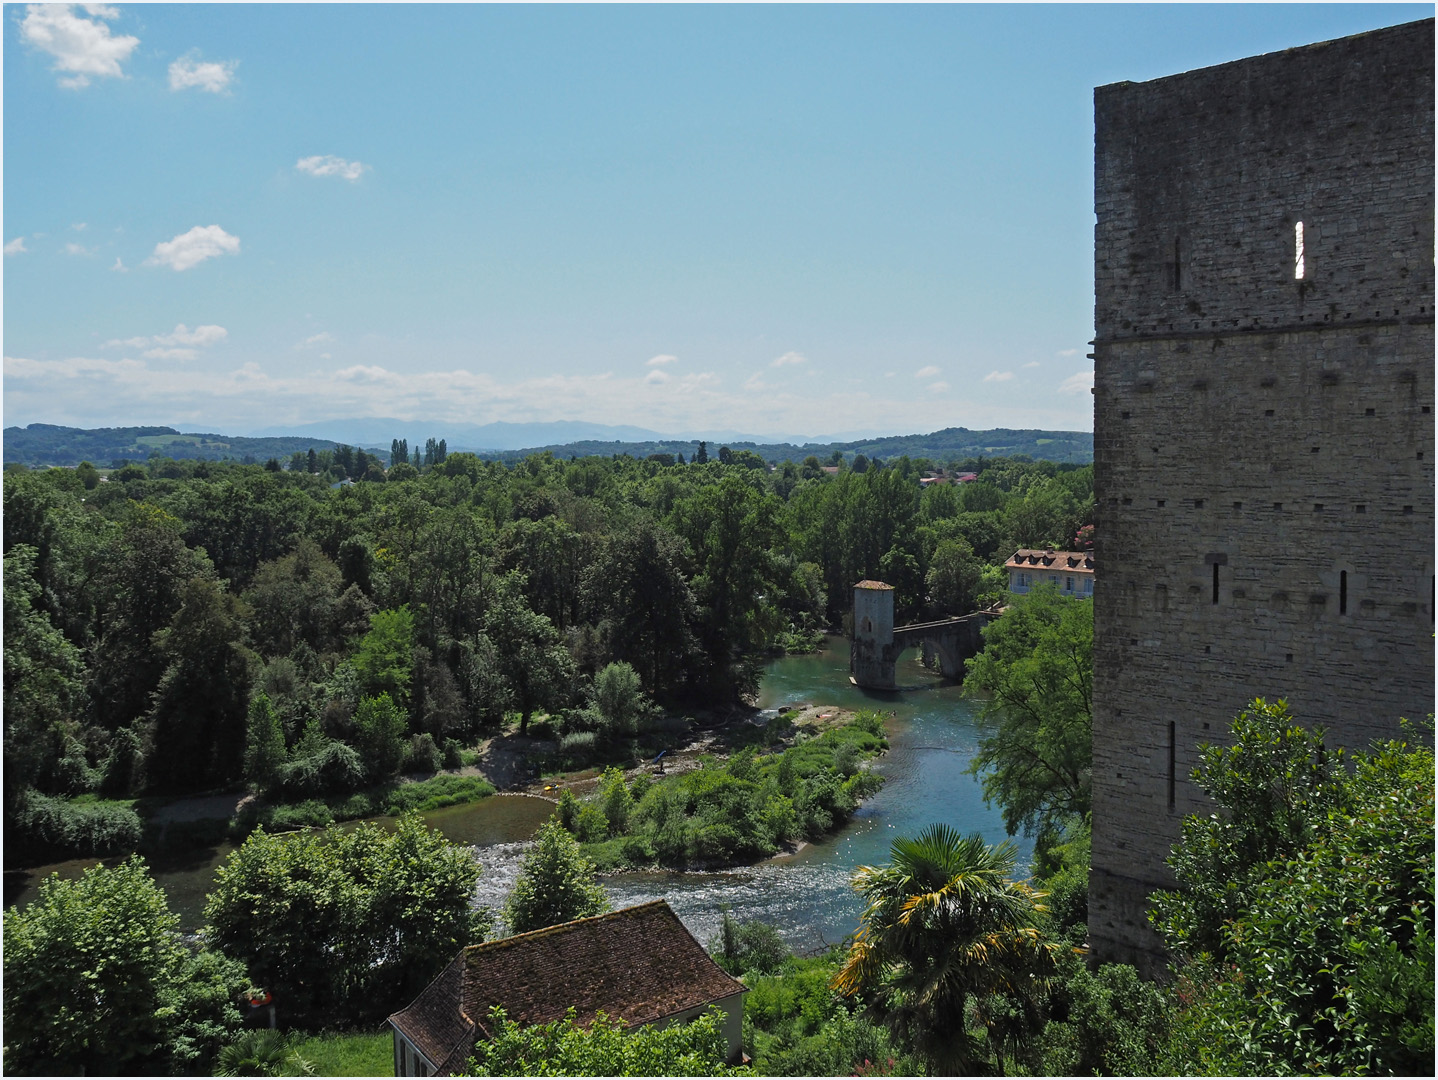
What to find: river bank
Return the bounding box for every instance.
[9,637,1028,948]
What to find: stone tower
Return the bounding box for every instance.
[850,580,896,689]
[1089,19,1435,969]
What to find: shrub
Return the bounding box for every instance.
[15,791,143,858]
[402,732,441,774]
[276,727,365,799]
[557,731,596,768]
[384,775,495,815]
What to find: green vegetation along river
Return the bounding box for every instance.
[6,637,1029,948]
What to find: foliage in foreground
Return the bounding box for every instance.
[465,1006,749,1077]
[963,583,1092,861]
[833,823,1061,1074]
[504,817,611,934]
[741,950,921,1077]
[2,856,248,1076]
[216,1029,317,1076]
[1152,701,1434,1076]
[204,813,486,1029]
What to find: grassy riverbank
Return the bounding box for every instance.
[557,708,890,871]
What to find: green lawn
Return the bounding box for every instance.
[291,1031,393,1077]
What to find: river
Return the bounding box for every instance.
[6,637,1029,951]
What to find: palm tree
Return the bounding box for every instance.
[216,1029,315,1077]
[832,824,1060,1074]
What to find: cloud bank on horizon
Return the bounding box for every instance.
[5,3,1426,438]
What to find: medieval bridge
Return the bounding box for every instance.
[849,580,994,690]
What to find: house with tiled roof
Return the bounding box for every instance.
[387,900,748,1076]
[1005,548,1095,598]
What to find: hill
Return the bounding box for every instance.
[3,422,1093,469]
[2,424,344,468]
[486,427,1093,466]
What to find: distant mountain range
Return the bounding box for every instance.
[3,421,1093,468]
[243,418,868,451]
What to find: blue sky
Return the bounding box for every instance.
[3,3,1428,439]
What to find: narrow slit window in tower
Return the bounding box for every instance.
[1294,221,1305,279]
[1212,563,1220,604]
[1167,721,1176,811]
[1340,570,1348,615]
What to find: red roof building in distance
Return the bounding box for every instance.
[1004,548,1095,599]
[387,900,748,1076]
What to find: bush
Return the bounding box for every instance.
[557,731,596,768]
[14,791,143,858]
[402,732,441,774]
[383,775,495,815]
[276,733,365,799]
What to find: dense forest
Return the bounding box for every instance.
[3,446,1092,861]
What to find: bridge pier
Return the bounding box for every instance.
[850,580,993,689]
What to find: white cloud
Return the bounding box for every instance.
[1056,348,1079,357]
[929,381,951,393]
[983,370,1014,382]
[771,351,807,367]
[646,354,678,367]
[915,365,941,379]
[1058,371,1095,395]
[105,323,228,357]
[298,332,334,349]
[644,370,671,385]
[71,222,87,231]
[168,54,237,93]
[2,354,1096,441]
[20,3,138,89]
[111,257,127,272]
[63,241,94,256]
[296,155,370,182]
[4,238,28,256]
[1022,361,1040,369]
[145,225,240,271]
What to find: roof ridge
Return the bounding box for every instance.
[464,899,673,956]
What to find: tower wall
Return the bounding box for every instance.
[1089,20,1435,969]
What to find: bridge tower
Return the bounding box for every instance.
[850,580,897,689]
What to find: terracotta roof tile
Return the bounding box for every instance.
[388,953,473,1074]
[1004,548,1095,572]
[389,901,746,1075]
[854,579,894,590]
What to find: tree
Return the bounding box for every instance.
[3,856,248,1076]
[142,574,255,793]
[352,605,415,705]
[204,815,485,1027]
[353,692,408,781]
[1151,704,1433,1076]
[582,517,699,702]
[243,692,286,792]
[925,536,983,615]
[832,824,1060,1074]
[505,818,611,934]
[468,1006,743,1077]
[963,584,1092,858]
[244,537,350,658]
[584,661,652,741]
[4,545,88,820]
[484,573,574,735]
